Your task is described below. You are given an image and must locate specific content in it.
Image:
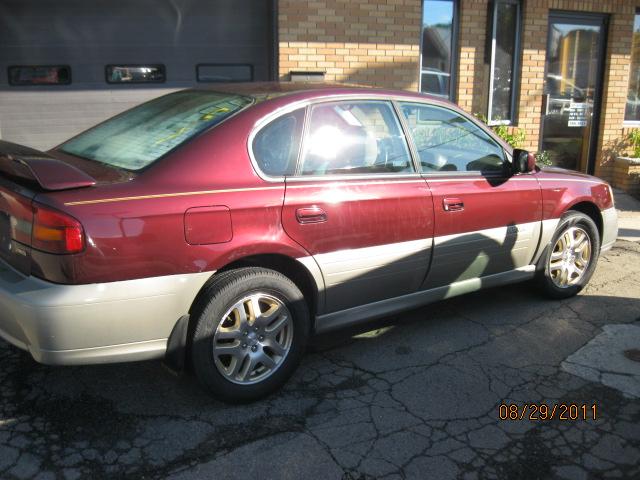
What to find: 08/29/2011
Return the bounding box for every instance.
[499,403,598,421]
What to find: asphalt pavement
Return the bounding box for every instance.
[1,239,639,478]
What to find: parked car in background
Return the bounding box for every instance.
[0,83,617,401]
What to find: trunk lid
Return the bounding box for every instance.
[0,140,96,191]
[0,140,97,274]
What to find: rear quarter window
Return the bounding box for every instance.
[252,109,305,177]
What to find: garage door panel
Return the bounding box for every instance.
[0,0,273,149]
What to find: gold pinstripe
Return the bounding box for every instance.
[63,176,602,206]
[64,186,283,206]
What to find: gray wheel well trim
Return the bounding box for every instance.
[567,201,603,239]
[532,204,603,269]
[165,255,323,372]
[189,253,324,322]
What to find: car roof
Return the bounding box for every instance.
[193,81,450,105]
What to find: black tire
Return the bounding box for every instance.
[190,267,310,403]
[535,211,600,299]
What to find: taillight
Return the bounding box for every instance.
[31,203,85,254]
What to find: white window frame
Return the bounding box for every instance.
[419,0,459,101]
[487,0,522,126]
[624,8,640,126]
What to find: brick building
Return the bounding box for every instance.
[278,0,640,193]
[1,0,639,193]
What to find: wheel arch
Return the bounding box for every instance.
[566,201,603,239]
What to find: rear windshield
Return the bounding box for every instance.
[60,90,253,170]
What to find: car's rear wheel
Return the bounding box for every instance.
[190,267,310,402]
[536,211,600,299]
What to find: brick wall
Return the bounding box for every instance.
[278,0,422,90]
[279,0,638,185]
[452,0,635,182]
[457,0,490,115]
[612,158,640,196]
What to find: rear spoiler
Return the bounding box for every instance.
[0,140,96,191]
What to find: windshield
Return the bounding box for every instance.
[60,90,253,170]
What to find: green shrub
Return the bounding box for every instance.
[535,150,553,166]
[474,113,525,149]
[627,129,640,158]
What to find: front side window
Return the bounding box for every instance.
[252,109,305,177]
[487,0,521,125]
[420,0,457,99]
[625,9,640,122]
[61,90,253,170]
[399,102,506,173]
[300,101,414,176]
[106,65,165,84]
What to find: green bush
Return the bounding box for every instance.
[535,150,553,166]
[475,113,552,166]
[627,129,640,158]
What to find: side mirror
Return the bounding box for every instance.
[512,149,536,174]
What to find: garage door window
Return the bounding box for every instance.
[8,65,71,86]
[197,64,253,83]
[106,65,165,84]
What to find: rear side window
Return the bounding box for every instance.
[252,109,304,177]
[399,102,505,173]
[60,90,253,171]
[300,101,413,175]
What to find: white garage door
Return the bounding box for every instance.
[0,0,274,150]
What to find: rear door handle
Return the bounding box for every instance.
[443,198,464,212]
[296,206,327,224]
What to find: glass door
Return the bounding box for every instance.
[541,12,607,173]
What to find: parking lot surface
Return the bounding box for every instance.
[0,240,639,480]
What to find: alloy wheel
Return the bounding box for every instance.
[549,226,592,288]
[213,293,293,385]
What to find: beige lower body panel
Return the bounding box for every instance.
[600,207,618,253]
[423,221,542,289]
[0,261,214,365]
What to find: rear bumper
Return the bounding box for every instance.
[0,260,213,365]
[600,206,618,253]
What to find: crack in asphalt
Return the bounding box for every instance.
[0,241,639,479]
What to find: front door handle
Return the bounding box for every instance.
[296,206,327,224]
[443,198,464,212]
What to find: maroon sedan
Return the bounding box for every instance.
[0,83,617,401]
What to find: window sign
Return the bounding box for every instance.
[568,103,588,127]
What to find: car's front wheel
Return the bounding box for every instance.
[536,211,600,299]
[190,267,310,402]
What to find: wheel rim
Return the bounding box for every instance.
[213,293,293,385]
[548,226,592,288]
